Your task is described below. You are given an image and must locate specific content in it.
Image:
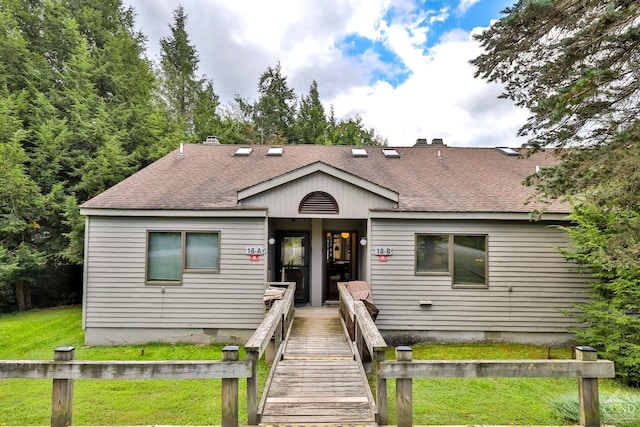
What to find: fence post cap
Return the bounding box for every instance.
[575,346,597,352]
[396,345,412,352]
[54,346,76,352]
[222,345,239,352]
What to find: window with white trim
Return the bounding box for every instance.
[416,234,487,287]
[147,231,220,284]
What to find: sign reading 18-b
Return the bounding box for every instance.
[373,247,393,256]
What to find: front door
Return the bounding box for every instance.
[325,231,357,301]
[275,233,310,304]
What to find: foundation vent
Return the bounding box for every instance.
[484,331,503,341]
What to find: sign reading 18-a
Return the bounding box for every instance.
[245,246,266,256]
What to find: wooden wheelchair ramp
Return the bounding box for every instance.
[259,307,377,426]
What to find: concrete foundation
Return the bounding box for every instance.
[84,327,254,346]
[382,329,576,347]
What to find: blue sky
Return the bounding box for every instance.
[125,0,527,147]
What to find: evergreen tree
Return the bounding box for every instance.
[328,114,386,146]
[0,0,169,309]
[254,62,297,144]
[0,96,46,311]
[295,80,327,144]
[157,5,219,141]
[192,79,220,142]
[472,0,640,383]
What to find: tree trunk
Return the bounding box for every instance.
[24,282,32,310]
[15,282,32,311]
[16,282,26,311]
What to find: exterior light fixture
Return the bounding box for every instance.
[341,232,350,239]
[360,237,368,246]
[268,238,276,245]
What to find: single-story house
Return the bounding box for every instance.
[79,139,590,346]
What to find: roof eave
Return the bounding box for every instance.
[369,210,571,221]
[80,207,268,217]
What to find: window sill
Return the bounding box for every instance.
[452,284,488,289]
[146,281,182,286]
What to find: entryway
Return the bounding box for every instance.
[269,218,367,306]
[275,232,309,304]
[325,231,359,301]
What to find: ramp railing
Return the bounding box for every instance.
[244,282,296,425]
[0,346,251,427]
[338,282,388,425]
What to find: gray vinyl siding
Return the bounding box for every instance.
[370,219,590,333]
[241,172,395,217]
[84,216,266,329]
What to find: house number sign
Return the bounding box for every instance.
[373,247,393,256]
[245,246,265,256]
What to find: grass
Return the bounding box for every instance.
[1,306,639,425]
[548,391,640,427]
[0,307,269,425]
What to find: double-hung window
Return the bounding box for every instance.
[416,234,487,287]
[147,231,220,284]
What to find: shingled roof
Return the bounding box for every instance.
[81,144,566,214]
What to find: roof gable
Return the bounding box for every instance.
[237,161,399,203]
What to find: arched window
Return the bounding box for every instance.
[298,191,339,214]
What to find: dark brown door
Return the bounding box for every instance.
[325,231,357,301]
[275,233,310,303]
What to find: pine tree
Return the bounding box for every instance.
[157,5,219,141]
[0,0,171,309]
[254,62,297,144]
[295,80,327,144]
[472,0,640,384]
[0,96,47,311]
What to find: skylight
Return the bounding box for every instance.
[496,147,519,156]
[382,148,400,158]
[234,147,252,156]
[267,147,284,156]
[351,148,368,157]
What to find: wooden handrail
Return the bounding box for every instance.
[379,346,615,427]
[378,359,616,379]
[244,283,295,357]
[244,282,295,425]
[337,281,355,326]
[1,346,251,427]
[353,300,387,357]
[1,359,254,379]
[337,282,388,425]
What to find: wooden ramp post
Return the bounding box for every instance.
[51,346,75,427]
[576,346,601,427]
[395,346,413,427]
[221,346,239,427]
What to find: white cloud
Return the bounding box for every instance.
[457,0,482,15]
[124,0,528,147]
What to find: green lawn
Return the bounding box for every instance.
[0,306,638,425]
[0,307,266,425]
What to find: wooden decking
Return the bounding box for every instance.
[259,307,377,426]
